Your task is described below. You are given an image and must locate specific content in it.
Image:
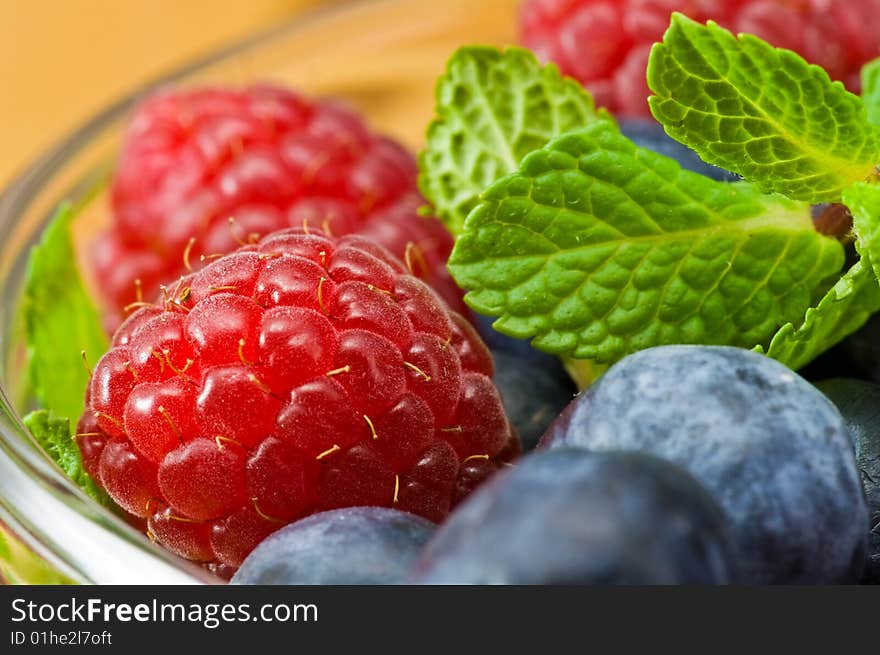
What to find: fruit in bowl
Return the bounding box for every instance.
[81,225,517,572]
[7,0,880,584]
[96,85,467,332]
[520,0,880,117]
[540,346,868,584]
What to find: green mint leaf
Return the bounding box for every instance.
[420,46,605,235]
[647,13,880,203]
[845,180,880,282]
[24,204,109,421]
[0,529,76,584]
[448,120,844,363]
[863,58,880,126]
[22,410,112,507]
[759,257,880,370]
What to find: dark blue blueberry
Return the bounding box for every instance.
[814,378,880,584]
[619,119,740,182]
[542,346,868,584]
[411,449,735,584]
[491,350,576,452]
[475,313,557,364]
[474,314,579,450]
[232,507,435,585]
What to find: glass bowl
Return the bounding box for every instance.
[0,0,519,584]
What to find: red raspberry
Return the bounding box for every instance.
[520,0,880,117]
[78,228,518,571]
[97,85,465,330]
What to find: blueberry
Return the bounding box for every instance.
[813,378,880,584]
[473,314,579,450]
[491,350,576,452]
[542,345,868,584]
[475,313,557,364]
[411,449,735,584]
[232,507,435,585]
[619,119,740,182]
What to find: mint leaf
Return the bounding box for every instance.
[420,46,605,235]
[759,258,880,370]
[845,181,880,285]
[24,204,109,421]
[647,13,880,203]
[863,58,880,126]
[448,120,844,363]
[0,529,76,584]
[22,410,111,507]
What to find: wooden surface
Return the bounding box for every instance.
[0,0,328,186]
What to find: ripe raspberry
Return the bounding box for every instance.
[520,0,880,117]
[97,85,465,330]
[78,228,518,571]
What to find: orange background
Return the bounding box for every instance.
[0,0,331,187]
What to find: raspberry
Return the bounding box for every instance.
[520,0,880,117]
[97,85,466,330]
[78,228,518,570]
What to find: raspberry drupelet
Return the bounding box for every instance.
[520,0,880,117]
[77,227,519,571]
[97,85,466,330]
